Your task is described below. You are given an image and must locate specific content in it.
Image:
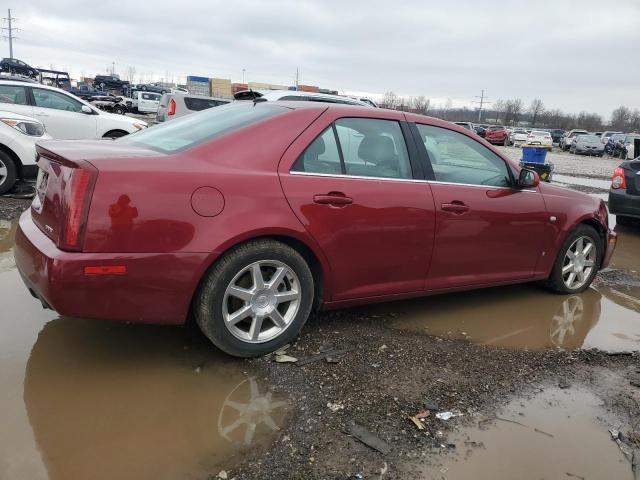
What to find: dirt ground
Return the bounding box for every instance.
[1,153,639,480]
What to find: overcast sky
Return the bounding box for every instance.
[12,0,640,118]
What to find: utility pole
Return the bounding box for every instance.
[242,68,245,84]
[2,9,18,59]
[295,67,299,90]
[111,61,115,75]
[473,89,490,122]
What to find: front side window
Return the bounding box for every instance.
[33,88,83,112]
[0,85,27,105]
[415,124,511,187]
[292,118,412,180]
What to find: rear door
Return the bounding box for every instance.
[138,92,160,113]
[411,122,548,289]
[30,87,97,139]
[0,84,33,118]
[279,110,436,301]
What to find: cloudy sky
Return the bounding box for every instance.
[12,0,640,118]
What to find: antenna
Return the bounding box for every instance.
[2,9,19,59]
[472,89,491,122]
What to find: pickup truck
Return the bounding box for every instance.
[70,84,114,100]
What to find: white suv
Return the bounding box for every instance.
[0,80,147,139]
[0,110,51,194]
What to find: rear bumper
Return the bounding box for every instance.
[608,188,640,219]
[14,209,212,325]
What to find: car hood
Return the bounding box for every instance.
[0,110,42,123]
[538,181,600,208]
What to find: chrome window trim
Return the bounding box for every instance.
[287,171,538,192]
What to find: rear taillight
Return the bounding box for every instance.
[611,167,627,190]
[168,98,176,116]
[60,167,96,251]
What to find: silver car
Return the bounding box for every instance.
[234,89,375,107]
[156,93,231,122]
[570,134,605,156]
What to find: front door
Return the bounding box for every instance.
[412,123,548,290]
[279,115,436,301]
[30,87,97,139]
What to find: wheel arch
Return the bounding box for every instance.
[0,143,23,178]
[102,129,129,138]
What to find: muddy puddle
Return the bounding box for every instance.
[357,227,640,353]
[0,219,286,480]
[420,387,632,479]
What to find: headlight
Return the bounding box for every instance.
[1,118,46,136]
[132,123,147,131]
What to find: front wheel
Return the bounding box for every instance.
[194,239,314,357]
[543,225,602,294]
[0,151,17,195]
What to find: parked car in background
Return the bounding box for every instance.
[606,133,626,156]
[560,129,589,151]
[0,110,50,194]
[453,121,474,132]
[13,101,616,358]
[593,132,602,137]
[156,92,230,122]
[234,89,374,107]
[0,58,38,79]
[171,87,189,94]
[135,82,170,94]
[549,129,565,144]
[618,134,640,160]
[509,128,528,147]
[484,125,508,145]
[0,81,147,139]
[70,84,113,100]
[135,91,161,114]
[601,131,622,145]
[93,75,129,91]
[570,134,605,156]
[609,159,640,225]
[473,124,486,137]
[525,130,553,150]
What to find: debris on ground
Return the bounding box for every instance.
[296,347,354,366]
[435,410,463,421]
[558,378,571,389]
[408,415,425,430]
[327,402,344,412]
[346,423,391,455]
[217,471,228,479]
[274,354,298,363]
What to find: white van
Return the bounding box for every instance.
[136,91,161,114]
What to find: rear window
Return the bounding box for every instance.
[487,126,504,131]
[119,102,287,153]
[184,97,229,111]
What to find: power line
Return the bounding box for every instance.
[472,89,491,122]
[2,9,18,59]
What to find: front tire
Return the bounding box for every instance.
[0,151,17,195]
[543,225,602,294]
[194,239,314,357]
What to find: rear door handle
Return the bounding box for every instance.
[313,193,353,206]
[441,201,470,214]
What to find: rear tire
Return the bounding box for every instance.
[0,151,17,195]
[194,239,314,357]
[543,224,602,294]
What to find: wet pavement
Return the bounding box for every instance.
[421,387,632,479]
[0,220,286,480]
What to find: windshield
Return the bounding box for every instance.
[578,135,600,143]
[514,129,527,134]
[119,102,287,153]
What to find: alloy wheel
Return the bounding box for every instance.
[0,158,7,187]
[222,260,301,343]
[561,236,597,290]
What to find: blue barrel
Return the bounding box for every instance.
[522,147,547,164]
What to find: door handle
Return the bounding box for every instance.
[313,192,353,206]
[441,201,469,214]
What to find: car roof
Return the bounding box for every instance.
[0,79,62,91]
[257,89,372,107]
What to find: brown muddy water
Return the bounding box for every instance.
[420,387,632,479]
[1,216,640,479]
[0,221,286,480]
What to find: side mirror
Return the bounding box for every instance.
[81,105,94,114]
[518,168,539,189]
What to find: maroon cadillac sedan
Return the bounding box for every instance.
[14,101,616,357]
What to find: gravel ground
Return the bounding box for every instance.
[497,145,621,179]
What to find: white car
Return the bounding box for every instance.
[509,128,528,146]
[0,80,147,139]
[135,91,161,114]
[560,129,589,151]
[525,130,553,150]
[0,110,51,195]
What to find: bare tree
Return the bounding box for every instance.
[380,91,399,110]
[528,98,545,126]
[611,106,631,131]
[126,65,137,83]
[412,96,431,115]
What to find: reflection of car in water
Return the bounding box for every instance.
[23,318,286,480]
[366,285,603,351]
[0,219,16,272]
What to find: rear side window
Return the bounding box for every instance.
[120,102,286,153]
[141,93,160,101]
[416,124,511,187]
[32,88,83,112]
[0,85,27,105]
[184,97,228,111]
[292,118,412,180]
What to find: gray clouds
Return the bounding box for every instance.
[14,0,640,118]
